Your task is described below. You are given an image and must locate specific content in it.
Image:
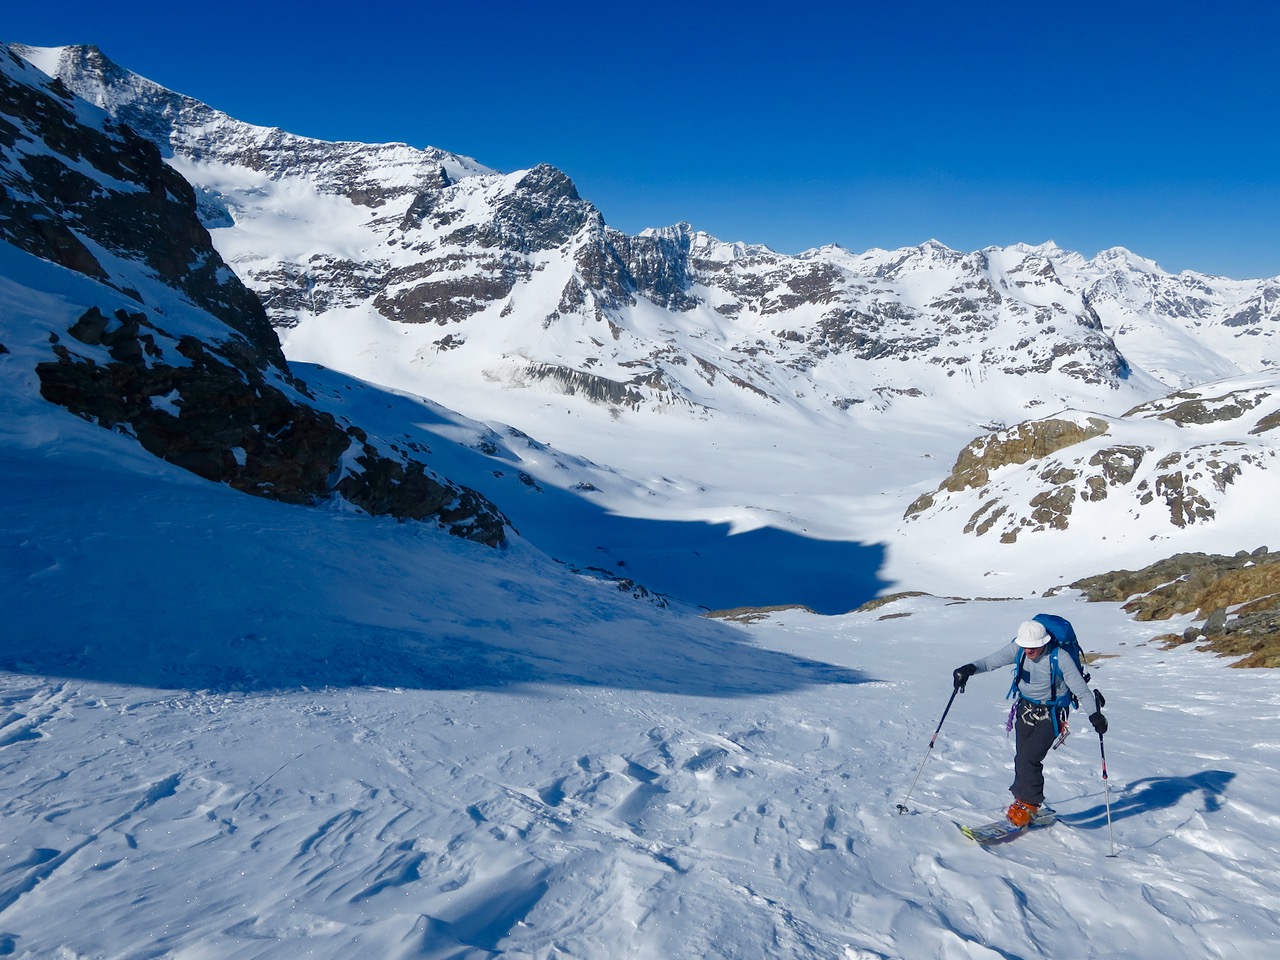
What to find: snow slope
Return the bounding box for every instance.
[5,244,1280,960]
[5,39,1280,960]
[5,448,1279,958]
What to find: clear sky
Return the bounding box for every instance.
[8,0,1280,278]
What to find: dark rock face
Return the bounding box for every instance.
[450,164,593,253]
[0,47,283,369]
[36,306,509,544]
[3,46,509,547]
[40,307,347,498]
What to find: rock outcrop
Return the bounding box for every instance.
[1070,547,1280,667]
[904,375,1279,544]
[2,44,509,546]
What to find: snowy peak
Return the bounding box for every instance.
[1088,245,1167,275]
[12,43,494,186]
[22,41,1278,427]
[12,38,1280,582]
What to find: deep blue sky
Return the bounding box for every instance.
[9,1,1280,278]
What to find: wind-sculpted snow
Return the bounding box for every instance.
[7,234,1277,956]
[4,576,1279,958]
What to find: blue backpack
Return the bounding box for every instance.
[1007,614,1091,733]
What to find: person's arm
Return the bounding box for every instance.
[1060,652,1107,731]
[971,641,1020,675]
[1060,652,1101,715]
[953,641,1019,689]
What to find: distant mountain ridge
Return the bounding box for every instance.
[17,44,1277,429]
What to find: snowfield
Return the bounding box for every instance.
[4,248,1279,960]
[4,411,1279,959]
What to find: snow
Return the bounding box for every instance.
[6,43,1280,958]
[6,251,1280,959]
[5,441,1280,959]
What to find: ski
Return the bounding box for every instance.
[958,808,1056,845]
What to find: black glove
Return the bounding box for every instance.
[1089,711,1108,735]
[953,663,977,691]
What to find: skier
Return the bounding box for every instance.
[952,619,1107,827]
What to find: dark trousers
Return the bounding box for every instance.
[1011,700,1061,806]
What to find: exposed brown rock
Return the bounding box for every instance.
[904,416,1110,520]
[37,307,509,546]
[1071,547,1279,667]
[943,417,1110,494]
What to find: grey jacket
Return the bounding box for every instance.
[971,641,1101,715]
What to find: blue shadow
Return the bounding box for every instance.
[294,364,893,617]
[1059,770,1236,829]
[541,514,888,615]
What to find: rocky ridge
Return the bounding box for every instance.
[1,44,509,546]
[1069,547,1280,668]
[903,373,1279,543]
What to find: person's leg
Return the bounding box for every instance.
[1011,703,1056,806]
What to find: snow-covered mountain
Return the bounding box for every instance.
[19,45,1277,430]
[6,39,1280,960]
[10,41,1280,600]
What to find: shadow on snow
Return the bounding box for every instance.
[1059,770,1236,829]
[2,614,876,697]
[298,362,892,618]
[540,515,889,617]
[4,366,887,697]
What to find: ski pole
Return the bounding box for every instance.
[897,686,960,814]
[1100,732,1117,856]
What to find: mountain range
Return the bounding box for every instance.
[5,41,1279,607]
[5,37,1280,960]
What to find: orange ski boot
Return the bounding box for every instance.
[1007,800,1039,828]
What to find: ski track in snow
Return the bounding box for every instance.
[3,598,1279,959]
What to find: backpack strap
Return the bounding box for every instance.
[1006,649,1024,701]
[1008,642,1063,698]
